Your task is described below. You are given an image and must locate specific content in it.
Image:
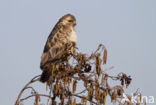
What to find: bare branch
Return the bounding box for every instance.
[20,94,52,102]
[15,76,40,105]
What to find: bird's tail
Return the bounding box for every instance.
[40,67,51,83]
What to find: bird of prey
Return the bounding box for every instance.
[40,14,77,83]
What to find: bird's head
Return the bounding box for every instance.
[59,14,76,26]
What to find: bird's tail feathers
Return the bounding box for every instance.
[40,67,51,83]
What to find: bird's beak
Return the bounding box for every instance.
[73,20,76,25]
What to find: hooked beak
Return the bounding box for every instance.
[73,20,76,25]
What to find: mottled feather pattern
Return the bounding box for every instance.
[41,24,73,66]
[40,14,77,83]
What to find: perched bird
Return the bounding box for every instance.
[40,14,77,83]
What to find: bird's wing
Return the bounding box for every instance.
[40,24,69,68]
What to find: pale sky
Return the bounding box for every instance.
[0,0,156,105]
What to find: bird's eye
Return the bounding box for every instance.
[68,20,73,22]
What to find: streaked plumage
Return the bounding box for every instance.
[40,14,77,83]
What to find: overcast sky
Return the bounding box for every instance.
[0,0,156,105]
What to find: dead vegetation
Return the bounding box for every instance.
[15,44,145,105]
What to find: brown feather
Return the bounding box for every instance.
[40,14,77,83]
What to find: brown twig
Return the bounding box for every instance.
[75,89,88,95]
[25,86,37,93]
[72,94,98,105]
[15,76,40,105]
[20,94,52,102]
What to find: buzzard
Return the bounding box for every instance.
[40,14,77,83]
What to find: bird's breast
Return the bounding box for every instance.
[69,29,77,43]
